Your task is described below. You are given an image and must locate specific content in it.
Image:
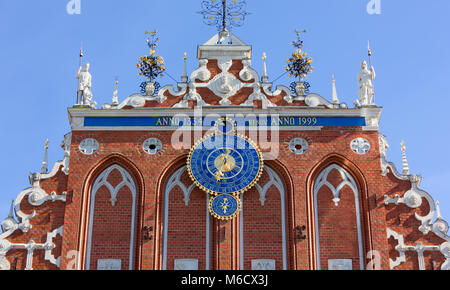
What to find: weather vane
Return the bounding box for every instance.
[293,29,307,49]
[199,0,250,35]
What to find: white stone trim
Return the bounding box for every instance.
[174,259,199,270]
[251,259,276,270]
[0,226,63,270]
[97,259,122,270]
[2,174,67,239]
[387,228,442,270]
[350,137,371,155]
[85,165,137,270]
[44,226,64,268]
[313,164,364,270]
[79,138,99,155]
[61,133,72,175]
[328,259,353,270]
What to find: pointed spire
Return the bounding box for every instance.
[112,77,119,106]
[41,139,49,174]
[436,201,442,220]
[261,52,269,83]
[8,200,14,219]
[400,141,410,175]
[181,52,188,83]
[332,74,339,104]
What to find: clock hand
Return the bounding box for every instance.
[215,150,229,181]
[215,170,224,181]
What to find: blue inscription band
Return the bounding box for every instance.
[84,116,366,128]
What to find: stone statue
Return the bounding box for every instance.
[355,60,376,107]
[76,62,95,107]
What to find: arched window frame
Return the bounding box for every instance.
[313,164,364,270]
[85,164,137,270]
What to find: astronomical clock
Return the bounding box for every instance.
[187,118,264,220]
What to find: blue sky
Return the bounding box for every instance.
[0,0,449,223]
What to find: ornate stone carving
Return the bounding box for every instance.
[294,82,307,96]
[251,259,275,270]
[388,228,441,270]
[44,226,63,268]
[440,242,450,270]
[2,173,67,239]
[384,189,422,209]
[144,82,156,96]
[174,56,277,108]
[289,138,309,155]
[355,60,376,107]
[0,225,64,270]
[0,256,10,270]
[0,239,11,255]
[350,137,371,155]
[314,164,359,206]
[174,259,199,270]
[328,259,352,270]
[76,62,96,108]
[193,59,211,82]
[379,134,389,176]
[165,167,195,206]
[61,133,72,175]
[1,217,15,234]
[97,259,122,270]
[242,82,276,109]
[255,167,284,206]
[79,138,99,155]
[91,165,136,207]
[142,138,163,155]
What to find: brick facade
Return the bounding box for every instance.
[1,36,448,271]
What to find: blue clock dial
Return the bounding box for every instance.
[187,134,263,195]
[209,194,241,220]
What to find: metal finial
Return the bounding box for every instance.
[293,29,307,49]
[41,139,49,174]
[8,200,14,218]
[145,30,159,50]
[112,77,119,105]
[261,52,269,83]
[181,52,188,83]
[436,201,442,220]
[400,141,410,175]
[199,0,250,34]
[332,74,339,104]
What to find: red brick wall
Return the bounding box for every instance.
[6,122,448,270]
[315,169,362,270]
[165,186,208,270]
[88,181,134,270]
[243,183,284,270]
